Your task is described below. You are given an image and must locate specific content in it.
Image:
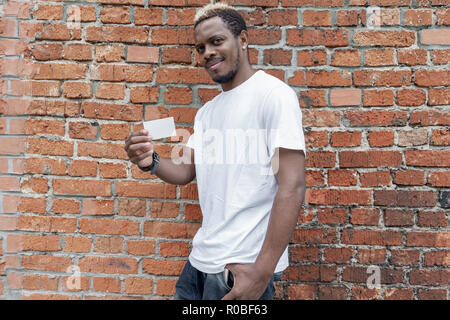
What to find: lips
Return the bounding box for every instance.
[206,58,224,70]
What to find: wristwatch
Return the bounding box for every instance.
[137,151,160,175]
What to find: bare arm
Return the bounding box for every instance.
[124,130,196,185]
[223,147,306,300]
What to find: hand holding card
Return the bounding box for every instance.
[143,117,176,140]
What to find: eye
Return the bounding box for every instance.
[213,38,223,45]
[196,46,204,54]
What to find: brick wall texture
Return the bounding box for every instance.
[0,0,449,300]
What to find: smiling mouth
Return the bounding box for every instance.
[206,58,224,70]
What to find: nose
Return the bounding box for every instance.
[203,44,216,63]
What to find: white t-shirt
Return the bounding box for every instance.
[186,70,305,274]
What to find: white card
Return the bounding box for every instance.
[143,117,176,140]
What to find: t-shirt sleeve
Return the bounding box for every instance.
[263,84,306,160]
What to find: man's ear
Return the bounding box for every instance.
[239,30,249,49]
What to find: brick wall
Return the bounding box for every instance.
[0,0,449,300]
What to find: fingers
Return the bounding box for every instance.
[124,130,152,151]
[125,130,155,165]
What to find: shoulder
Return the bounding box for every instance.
[257,71,297,101]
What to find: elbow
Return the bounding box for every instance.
[278,178,306,200]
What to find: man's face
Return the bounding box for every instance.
[194,16,242,84]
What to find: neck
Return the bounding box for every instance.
[221,64,256,92]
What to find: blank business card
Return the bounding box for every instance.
[143,117,176,140]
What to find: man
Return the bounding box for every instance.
[124,3,306,300]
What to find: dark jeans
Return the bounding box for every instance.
[174,260,282,300]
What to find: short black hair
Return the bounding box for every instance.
[194,3,247,37]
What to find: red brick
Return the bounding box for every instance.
[418,211,448,228]
[410,110,450,126]
[305,131,328,148]
[287,29,348,47]
[162,47,192,64]
[79,256,138,274]
[124,277,153,294]
[397,49,428,65]
[431,129,450,146]
[397,129,428,147]
[374,190,436,207]
[53,179,111,197]
[317,208,347,225]
[410,269,450,286]
[68,160,97,177]
[64,44,93,61]
[407,232,450,248]
[67,5,97,22]
[290,247,320,263]
[160,241,189,257]
[330,89,361,106]
[361,170,391,188]
[328,170,357,186]
[86,26,149,44]
[424,251,450,267]
[26,137,73,156]
[353,30,415,47]
[427,171,450,187]
[431,50,450,65]
[357,248,386,264]
[95,83,125,100]
[297,50,327,67]
[415,69,450,86]
[428,88,450,106]
[384,209,415,226]
[167,8,196,26]
[268,9,298,26]
[95,45,124,62]
[303,10,332,26]
[421,29,450,45]
[363,89,394,107]
[418,289,447,300]
[248,29,281,45]
[127,240,156,256]
[64,81,92,99]
[394,170,425,186]
[93,277,121,293]
[305,151,335,168]
[157,279,177,296]
[134,8,164,26]
[368,130,394,147]
[32,43,63,61]
[339,151,401,168]
[127,46,159,63]
[365,49,395,66]
[353,70,411,87]
[142,259,185,276]
[306,189,371,206]
[92,64,153,82]
[331,131,361,147]
[331,49,360,66]
[164,87,193,105]
[69,121,98,140]
[324,248,354,264]
[101,6,130,24]
[351,208,380,226]
[143,221,200,239]
[151,28,194,45]
[298,90,327,107]
[53,199,80,215]
[342,229,402,246]
[82,102,142,121]
[264,49,292,66]
[344,110,407,127]
[337,10,364,26]
[405,150,450,167]
[79,218,139,236]
[22,255,72,272]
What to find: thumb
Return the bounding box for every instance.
[221,289,235,300]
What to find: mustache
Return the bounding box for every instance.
[205,57,224,69]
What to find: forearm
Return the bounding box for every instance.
[255,184,306,277]
[154,157,195,185]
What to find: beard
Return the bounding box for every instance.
[212,48,240,84]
